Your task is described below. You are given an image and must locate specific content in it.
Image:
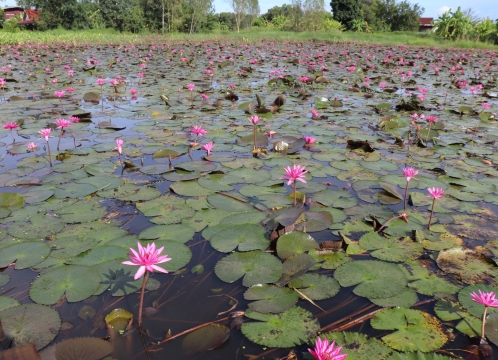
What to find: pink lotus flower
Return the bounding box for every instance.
[190,125,207,136]
[114,139,123,154]
[410,113,419,120]
[380,82,386,88]
[55,118,70,129]
[122,242,171,280]
[3,122,19,131]
[482,103,491,109]
[27,142,37,151]
[402,167,418,182]
[281,164,308,186]
[300,76,309,83]
[248,115,259,125]
[186,84,195,91]
[69,116,80,123]
[471,290,498,308]
[38,128,52,141]
[201,93,209,100]
[130,88,137,96]
[96,78,105,85]
[308,337,347,360]
[267,131,276,138]
[66,87,75,93]
[202,142,214,156]
[311,109,319,118]
[427,187,444,200]
[67,70,74,77]
[304,136,316,144]
[54,91,65,98]
[426,115,438,123]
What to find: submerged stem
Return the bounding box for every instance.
[46,141,53,167]
[428,198,435,230]
[253,124,257,150]
[404,181,409,210]
[293,181,297,206]
[482,306,488,339]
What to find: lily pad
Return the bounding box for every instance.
[245,284,298,313]
[214,250,283,287]
[210,224,268,253]
[276,231,319,260]
[288,273,340,301]
[324,332,393,360]
[0,241,50,269]
[241,306,319,347]
[372,308,447,352]
[182,324,230,355]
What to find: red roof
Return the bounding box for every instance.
[420,18,433,26]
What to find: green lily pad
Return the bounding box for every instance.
[458,285,498,318]
[210,224,268,253]
[139,224,195,243]
[241,306,319,347]
[98,183,161,201]
[370,288,418,308]
[288,273,340,301]
[324,332,393,360]
[49,337,114,360]
[214,250,283,287]
[313,189,357,208]
[29,265,102,305]
[334,260,407,299]
[56,198,107,223]
[170,180,215,197]
[55,183,98,198]
[371,308,447,352]
[182,208,231,231]
[7,214,64,239]
[359,232,423,262]
[182,324,230,355]
[0,304,61,350]
[276,231,319,260]
[0,192,24,210]
[386,351,455,360]
[0,296,20,312]
[207,193,253,212]
[309,249,351,269]
[0,241,50,269]
[245,284,298,313]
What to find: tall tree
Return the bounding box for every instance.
[371,0,423,31]
[330,0,363,30]
[303,0,326,31]
[226,0,248,32]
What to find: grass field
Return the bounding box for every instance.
[0,27,496,49]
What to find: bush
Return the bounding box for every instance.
[1,20,21,33]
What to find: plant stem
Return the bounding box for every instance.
[138,274,147,328]
[57,130,63,151]
[428,198,435,230]
[404,181,409,210]
[482,306,488,339]
[425,122,432,143]
[46,141,52,167]
[100,84,104,112]
[10,130,15,142]
[253,124,257,150]
[59,98,64,114]
[293,181,297,206]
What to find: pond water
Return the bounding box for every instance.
[0,40,498,359]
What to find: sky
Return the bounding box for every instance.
[3,0,498,22]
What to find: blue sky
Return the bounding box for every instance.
[3,0,498,21]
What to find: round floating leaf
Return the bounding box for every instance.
[294,211,333,232]
[371,308,447,352]
[436,247,498,284]
[288,273,340,301]
[84,162,116,175]
[220,211,267,226]
[163,170,202,181]
[313,190,357,209]
[359,232,423,262]
[0,192,24,210]
[76,175,123,191]
[136,195,194,225]
[140,164,175,175]
[99,183,161,201]
[139,224,195,243]
[55,183,98,198]
[324,332,392,360]
[0,304,61,350]
[7,214,64,239]
[458,285,498,318]
[182,324,230,355]
[23,190,54,204]
[0,241,50,269]
[57,198,107,223]
[0,296,20,312]
[175,160,217,172]
[69,245,129,266]
[210,224,268,253]
[52,337,114,360]
[78,305,96,320]
[170,180,214,197]
[334,260,407,299]
[276,231,319,260]
[207,193,253,212]
[276,254,316,287]
[198,174,241,191]
[408,275,460,296]
[214,250,283,287]
[241,307,319,348]
[30,265,102,305]
[370,288,418,308]
[153,148,179,159]
[309,249,351,270]
[485,313,498,347]
[0,274,9,287]
[387,352,455,360]
[182,208,231,232]
[434,299,466,321]
[244,285,298,313]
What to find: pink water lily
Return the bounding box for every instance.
[402,167,418,210]
[304,136,316,145]
[186,84,195,91]
[470,290,498,340]
[190,125,207,137]
[248,115,259,125]
[114,139,123,155]
[308,337,347,360]
[311,109,320,119]
[123,242,171,327]
[249,115,260,150]
[202,142,214,156]
[55,118,70,129]
[27,142,37,154]
[38,128,53,167]
[54,90,65,98]
[427,187,444,230]
[282,164,308,206]
[3,122,19,141]
[96,78,105,85]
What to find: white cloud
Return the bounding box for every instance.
[437,6,451,15]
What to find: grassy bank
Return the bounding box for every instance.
[0,27,496,50]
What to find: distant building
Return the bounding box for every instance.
[3,6,24,21]
[419,17,434,32]
[2,6,40,27]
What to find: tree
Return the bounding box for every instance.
[303,0,326,31]
[331,0,363,30]
[261,4,294,21]
[187,0,213,34]
[370,0,423,31]
[226,0,248,32]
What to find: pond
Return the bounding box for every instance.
[0,39,498,359]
